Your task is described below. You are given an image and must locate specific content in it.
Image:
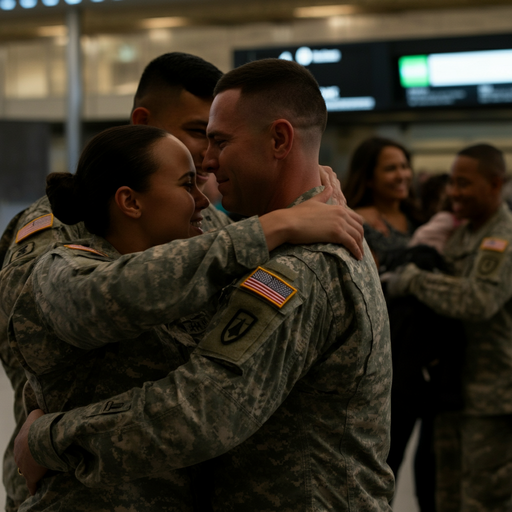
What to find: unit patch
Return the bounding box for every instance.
[480,237,509,253]
[221,309,257,345]
[477,253,502,276]
[16,214,54,243]
[241,267,297,308]
[64,245,107,257]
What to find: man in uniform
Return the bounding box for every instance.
[16,59,393,511]
[388,143,512,512]
[1,53,364,510]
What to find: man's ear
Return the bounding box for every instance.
[131,107,151,126]
[270,119,294,160]
[114,186,142,219]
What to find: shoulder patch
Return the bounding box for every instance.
[63,244,107,257]
[16,214,54,243]
[480,237,509,253]
[240,266,297,308]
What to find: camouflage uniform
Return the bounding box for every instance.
[27,188,394,512]
[0,195,231,511]
[389,203,512,512]
[0,197,88,512]
[7,211,269,511]
[202,202,232,232]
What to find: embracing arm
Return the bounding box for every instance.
[21,262,335,487]
[388,245,512,321]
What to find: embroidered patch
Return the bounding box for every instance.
[16,214,54,243]
[221,309,257,345]
[64,244,107,257]
[477,254,502,276]
[241,267,297,308]
[480,237,509,253]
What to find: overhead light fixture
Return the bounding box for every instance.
[37,25,67,37]
[140,17,188,29]
[294,5,356,18]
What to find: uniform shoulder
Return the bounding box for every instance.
[270,240,379,294]
[36,239,112,271]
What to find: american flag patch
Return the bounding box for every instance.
[16,214,54,243]
[480,237,509,253]
[64,245,107,257]
[241,267,297,308]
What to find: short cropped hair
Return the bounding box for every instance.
[214,58,327,134]
[457,143,506,180]
[133,52,223,109]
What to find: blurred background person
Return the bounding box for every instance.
[344,136,424,271]
[345,137,466,512]
[387,143,511,512]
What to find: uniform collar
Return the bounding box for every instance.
[287,186,326,208]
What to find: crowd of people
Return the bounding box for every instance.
[0,50,508,512]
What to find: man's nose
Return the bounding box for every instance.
[203,146,218,174]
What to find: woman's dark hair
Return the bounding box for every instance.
[419,172,450,220]
[46,124,169,236]
[344,136,424,224]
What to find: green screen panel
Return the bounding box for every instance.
[399,55,429,88]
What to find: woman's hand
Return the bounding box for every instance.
[318,165,346,206]
[260,186,365,260]
[14,409,48,495]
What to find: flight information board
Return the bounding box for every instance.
[234,43,393,113]
[235,32,512,113]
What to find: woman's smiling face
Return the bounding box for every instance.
[137,135,210,247]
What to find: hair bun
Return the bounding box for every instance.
[46,172,84,225]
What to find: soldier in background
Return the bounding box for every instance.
[0,53,364,511]
[388,143,512,512]
[16,58,393,511]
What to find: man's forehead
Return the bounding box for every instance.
[451,155,480,174]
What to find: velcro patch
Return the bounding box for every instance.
[64,244,107,257]
[16,214,54,243]
[480,237,509,253]
[241,267,297,308]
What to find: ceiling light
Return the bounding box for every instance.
[294,5,356,18]
[140,17,187,29]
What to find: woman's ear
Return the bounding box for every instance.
[114,186,141,219]
[270,119,294,160]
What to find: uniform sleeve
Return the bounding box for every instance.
[28,263,337,488]
[400,243,512,321]
[29,217,268,349]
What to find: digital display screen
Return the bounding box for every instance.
[234,43,392,113]
[399,49,512,108]
[235,33,512,113]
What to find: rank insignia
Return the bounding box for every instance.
[241,267,297,308]
[480,237,508,253]
[16,214,54,243]
[221,309,257,345]
[64,244,107,257]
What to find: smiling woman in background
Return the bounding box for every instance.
[344,136,424,270]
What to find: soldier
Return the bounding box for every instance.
[16,59,393,511]
[386,143,512,512]
[0,53,364,511]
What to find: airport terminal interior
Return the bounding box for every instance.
[2,0,512,510]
